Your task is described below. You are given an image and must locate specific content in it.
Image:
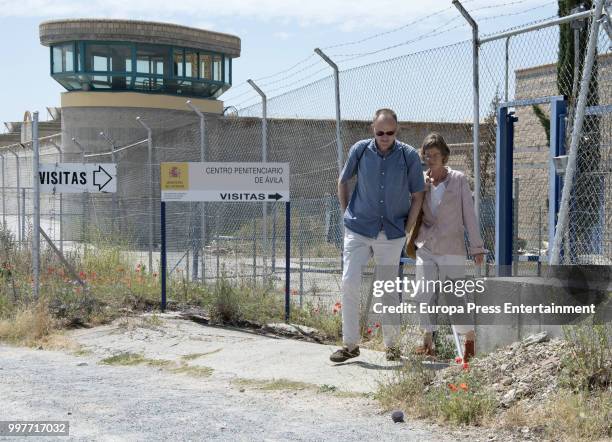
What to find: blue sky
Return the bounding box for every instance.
[0,0,560,126]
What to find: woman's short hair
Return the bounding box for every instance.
[421,132,450,164]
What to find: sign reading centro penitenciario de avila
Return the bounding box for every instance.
[160,162,290,202]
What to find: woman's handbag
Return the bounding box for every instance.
[406,210,424,259]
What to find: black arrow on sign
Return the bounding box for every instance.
[93,166,113,191]
[268,193,283,201]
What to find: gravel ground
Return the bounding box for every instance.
[0,342,461,441]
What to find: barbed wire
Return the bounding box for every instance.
[320,5,457,51]
[223,0,556,107]
[477,1,557,23]
[330,21,468,60]
[224,0,537,103]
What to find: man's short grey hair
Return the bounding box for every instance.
[373,108,398,123]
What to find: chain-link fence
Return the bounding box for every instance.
[478,7,611,268]
[559,18,612,265]
[1,3,611,306]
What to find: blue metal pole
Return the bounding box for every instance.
[161,201,167,312]
[285,201,290,322]
[495,106,516,276]
[549,98,567,262]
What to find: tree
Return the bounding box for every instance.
[557,0,601,262]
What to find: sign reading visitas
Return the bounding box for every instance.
[38,163,117,193]
[160,162,290,202]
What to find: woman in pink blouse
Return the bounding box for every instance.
[413,133,486,361]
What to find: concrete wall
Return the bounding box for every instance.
[58,106,474,248]
[475,270,611,353]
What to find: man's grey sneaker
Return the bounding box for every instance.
[385,346,402,361]
[330,346,360,363]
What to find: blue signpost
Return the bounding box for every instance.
[495,96,567,275]
[161,201,167,311]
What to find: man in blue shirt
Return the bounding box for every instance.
[331,108,425,363]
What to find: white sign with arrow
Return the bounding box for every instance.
[39,163,117,193]
[161,162,290,202]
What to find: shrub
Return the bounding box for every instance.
[561,323,611,391]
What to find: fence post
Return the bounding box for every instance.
[512,177,519,276]
[299,223,304,308]
[550,0,606,265]
[252,216,257,285]
[315,48,344,273]
[495,106,516,276]
[136,117,154,274]
[99,131,118,235]
[0,154,5,229]
[504,37,510,101]
[21,188,26,246]
[285,201,291,322]
[72,137,87,244]
[272,203,277,273]
[216,210,220,281]
[50,140,63,254]
[9,149,21,245]
[247,79,269,282]
[314,49,343,173]
[161,201,167,312]
[186,100,206,282]
[453,0,481,235]
[549,98,567,262]
[32,112,40,300]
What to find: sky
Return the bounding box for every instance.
[0,0,561,127]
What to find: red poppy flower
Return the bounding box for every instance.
[448,383,458,392]
[462,362,470,371]
[455,356,463,364]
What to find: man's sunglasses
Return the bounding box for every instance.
[375,131,396,137]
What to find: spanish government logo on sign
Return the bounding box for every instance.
[39,163,117,193]
[161,163,189,190]
[161,162,290,202]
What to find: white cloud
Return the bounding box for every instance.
[273,31,291,40]
[191,21,218,31]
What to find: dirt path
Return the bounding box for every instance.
[0,314,489,441]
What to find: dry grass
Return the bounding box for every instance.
[377,355,496,426]
[235,378,313,391]
[500,391,612,441]
[169,365,214,378]
[0,301,57,345]
[536,390,612,441]
[100,352,173,367]
[234,378,366,398]
[71,347,94,357]
[181,349,223,361]
[377,324,612,436]
[99,352,214,378]
[0,223,348,351]
[499,403,531,430]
